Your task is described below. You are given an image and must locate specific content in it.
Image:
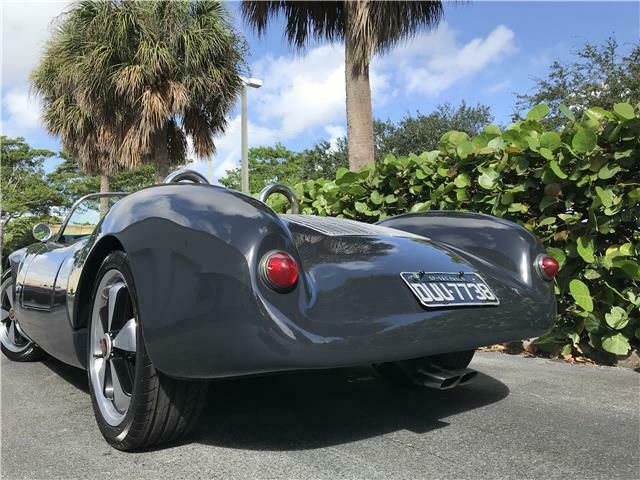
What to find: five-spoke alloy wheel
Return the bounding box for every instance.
[88,252,207,451]
[89,269,137,426]
[0,272,43,362]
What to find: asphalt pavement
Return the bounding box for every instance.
[1,352,638,479]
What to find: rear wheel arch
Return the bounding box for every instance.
[74,235,125,329]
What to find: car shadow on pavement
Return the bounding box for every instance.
[42,356,90,394]
[192,366,509,451]
[38,358,509,451]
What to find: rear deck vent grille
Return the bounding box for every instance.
[281,214,424,238]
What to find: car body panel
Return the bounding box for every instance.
[6,184,556,378]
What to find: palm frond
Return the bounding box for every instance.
[242,1,443,70]
[31,0,246,176]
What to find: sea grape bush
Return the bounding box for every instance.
[273,103,639,361]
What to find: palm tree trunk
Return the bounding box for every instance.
[99,173,110,218]
[100,174,110,193]
[345,33,375,171]
[154,128,170,184]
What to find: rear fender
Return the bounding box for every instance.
[378,211,546,288]
[94,184,306,377]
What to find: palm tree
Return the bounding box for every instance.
[242,1,443,171]
[32,0,245,190]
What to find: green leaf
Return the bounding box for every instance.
[453,173,471,188]
[597,163,621,180]
[613,259,640,279]
[539,196,557,211]
[444,131,469,147]
[612,102,635,120]
[583,269,601,280]
[601,333,631,356]
[526,104,550,121]
[540,132,561,150]
[370,191,383,205]
[410,202,430,213]
[619,243,635,256]
[456,140,474,158]
[500,192,514,205]
[604,306,629,330]
[572,129,597,153]
[336,171,357,185]
[584,314,602,333]
[539,148,554,161]
[483,124,502,137]
[559,104,576,122]
[549,161,568,179]
[455,189,469,201]
[487,136,506,149]
[569,279,593,312]
[577,236,595,263]
[516,157,529,174]
[478,169,499,190]
[595,186,614,208]
[384,194,397,204]
[507,203,528,213]
[354,201,367,213]
[335,167,349,180]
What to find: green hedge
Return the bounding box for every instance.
[274,103,640,362]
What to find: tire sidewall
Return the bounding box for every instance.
[0,271,42,361]
[87,251,150,446]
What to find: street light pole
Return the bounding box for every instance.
[241,84,249,194]
[239,76,263,194]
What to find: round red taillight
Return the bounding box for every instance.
[261,251,299,292]
[537,254,559,281]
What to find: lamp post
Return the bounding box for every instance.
[240,76,263,193]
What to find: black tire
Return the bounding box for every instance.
[0,271,44,362]
[87,251,207,451]
[373,350,476,387]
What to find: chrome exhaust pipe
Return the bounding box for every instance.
[458,369,478,385]
[416,365,477,390]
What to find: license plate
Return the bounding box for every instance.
[400,272,499,308]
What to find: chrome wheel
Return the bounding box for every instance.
[89,270,137,426]
[1,277,32,353]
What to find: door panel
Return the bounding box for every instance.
[21,242,73,310]
[17,239,89,368]
[16,193,127,368]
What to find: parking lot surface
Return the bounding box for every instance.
[2,352,638,479]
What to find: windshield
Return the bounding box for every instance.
[59,194,127,242]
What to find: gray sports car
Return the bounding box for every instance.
[2,169,558,450]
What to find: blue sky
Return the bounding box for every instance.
[1,1,638,182]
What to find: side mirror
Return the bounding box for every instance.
[32,223,53,243]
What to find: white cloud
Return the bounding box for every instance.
[251,43,389,138]
[189,114,282,183]
[190,44,393,183]
[383,23,517,97]
[1,1,71,87]
[3,87,42,129]
[484,80,511,95]
[324,124,346,151]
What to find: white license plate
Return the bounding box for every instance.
[400,272,500,308]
